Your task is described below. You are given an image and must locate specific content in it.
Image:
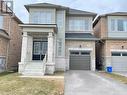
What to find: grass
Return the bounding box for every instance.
[100,72,127,84]
[0,72,64,95]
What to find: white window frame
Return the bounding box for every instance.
[31,11,52,24]
[68,18,90,31]
[110,17,127,32]
[57,39,62,57]
[0,16,3,29]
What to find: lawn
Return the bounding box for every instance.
[100,72,127,84]
[0,72,64,95]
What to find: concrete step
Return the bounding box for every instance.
[23,63,46,76]
[22,72,44,76]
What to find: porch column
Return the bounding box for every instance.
[46,32,55,74]
[47,32,54,63]
[21,32,28,62]
[18,32,28,74]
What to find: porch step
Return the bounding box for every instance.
[22,72,44,76]
[23,62,45,76]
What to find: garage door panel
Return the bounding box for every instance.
[111,56,127,71]
[70,55,90,70]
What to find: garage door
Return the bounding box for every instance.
[0,57,6,72]
[111,52,127,71]
[70,51,90,70]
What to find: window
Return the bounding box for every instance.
[57,11,64,29]
[70,51,79,55]
[117,20,124,31]
[0,16,3,29]
[85,20,89,30]
[111,19,115,31]
[110,19,127,32]
[57,39,62,56]
[81,52,90,55]
[69,19,89,31]
[31,11,52,24]
[122,53,127,56]
[111,52,121,56]
[33,42,41,55]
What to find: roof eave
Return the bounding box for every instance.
[65,38,99,41]
[24,5,69,12]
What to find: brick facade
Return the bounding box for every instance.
[65,40,96,71]
[0,14,22,71]
[94,15,127,70]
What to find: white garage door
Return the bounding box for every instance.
[111,52,127,71]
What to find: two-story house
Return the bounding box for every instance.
[94,12,127,72]
[0,1,22,72]
[18,3,98,76]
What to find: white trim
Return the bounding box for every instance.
[0,56,6,58]
[19,24,57,28]
[110,49,127,52]
[68,48,93,51]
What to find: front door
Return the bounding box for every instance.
[33,41,47,60]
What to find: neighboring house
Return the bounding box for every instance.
[0,1,22,72]
[18,3,98,76]
[94,12,127,71]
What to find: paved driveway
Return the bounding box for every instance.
[64,71,127,95]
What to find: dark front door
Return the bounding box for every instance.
[33,41,47,60]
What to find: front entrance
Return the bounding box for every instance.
[33,41,48,60]
[69,51,91,70]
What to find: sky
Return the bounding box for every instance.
[12,0,127,23]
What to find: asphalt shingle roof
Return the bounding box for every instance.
[65,33,98,40]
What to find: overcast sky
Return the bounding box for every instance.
[13,0,127,23]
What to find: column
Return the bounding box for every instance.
[18,32,28,74]
[21,32,28,62]
[47,32,54,64]
[46,32,55,74]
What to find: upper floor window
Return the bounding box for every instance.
[117,20,124,31]
[69,19,89,31]
[31,11,52,24]
[110,19,127,32]
[0,16,3,29]
[111,19,115,31]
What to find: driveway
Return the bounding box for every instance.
[64,71,127,95]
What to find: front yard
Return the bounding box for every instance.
[0,72,64,95]
[100,72,127,84]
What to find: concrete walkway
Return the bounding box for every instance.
[64,71,127,95]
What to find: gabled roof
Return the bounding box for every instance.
[93,12,127,27]
[101,12,127,16]
[68,8,97,18]
[65,33,99,41]
[25,3,97,18]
